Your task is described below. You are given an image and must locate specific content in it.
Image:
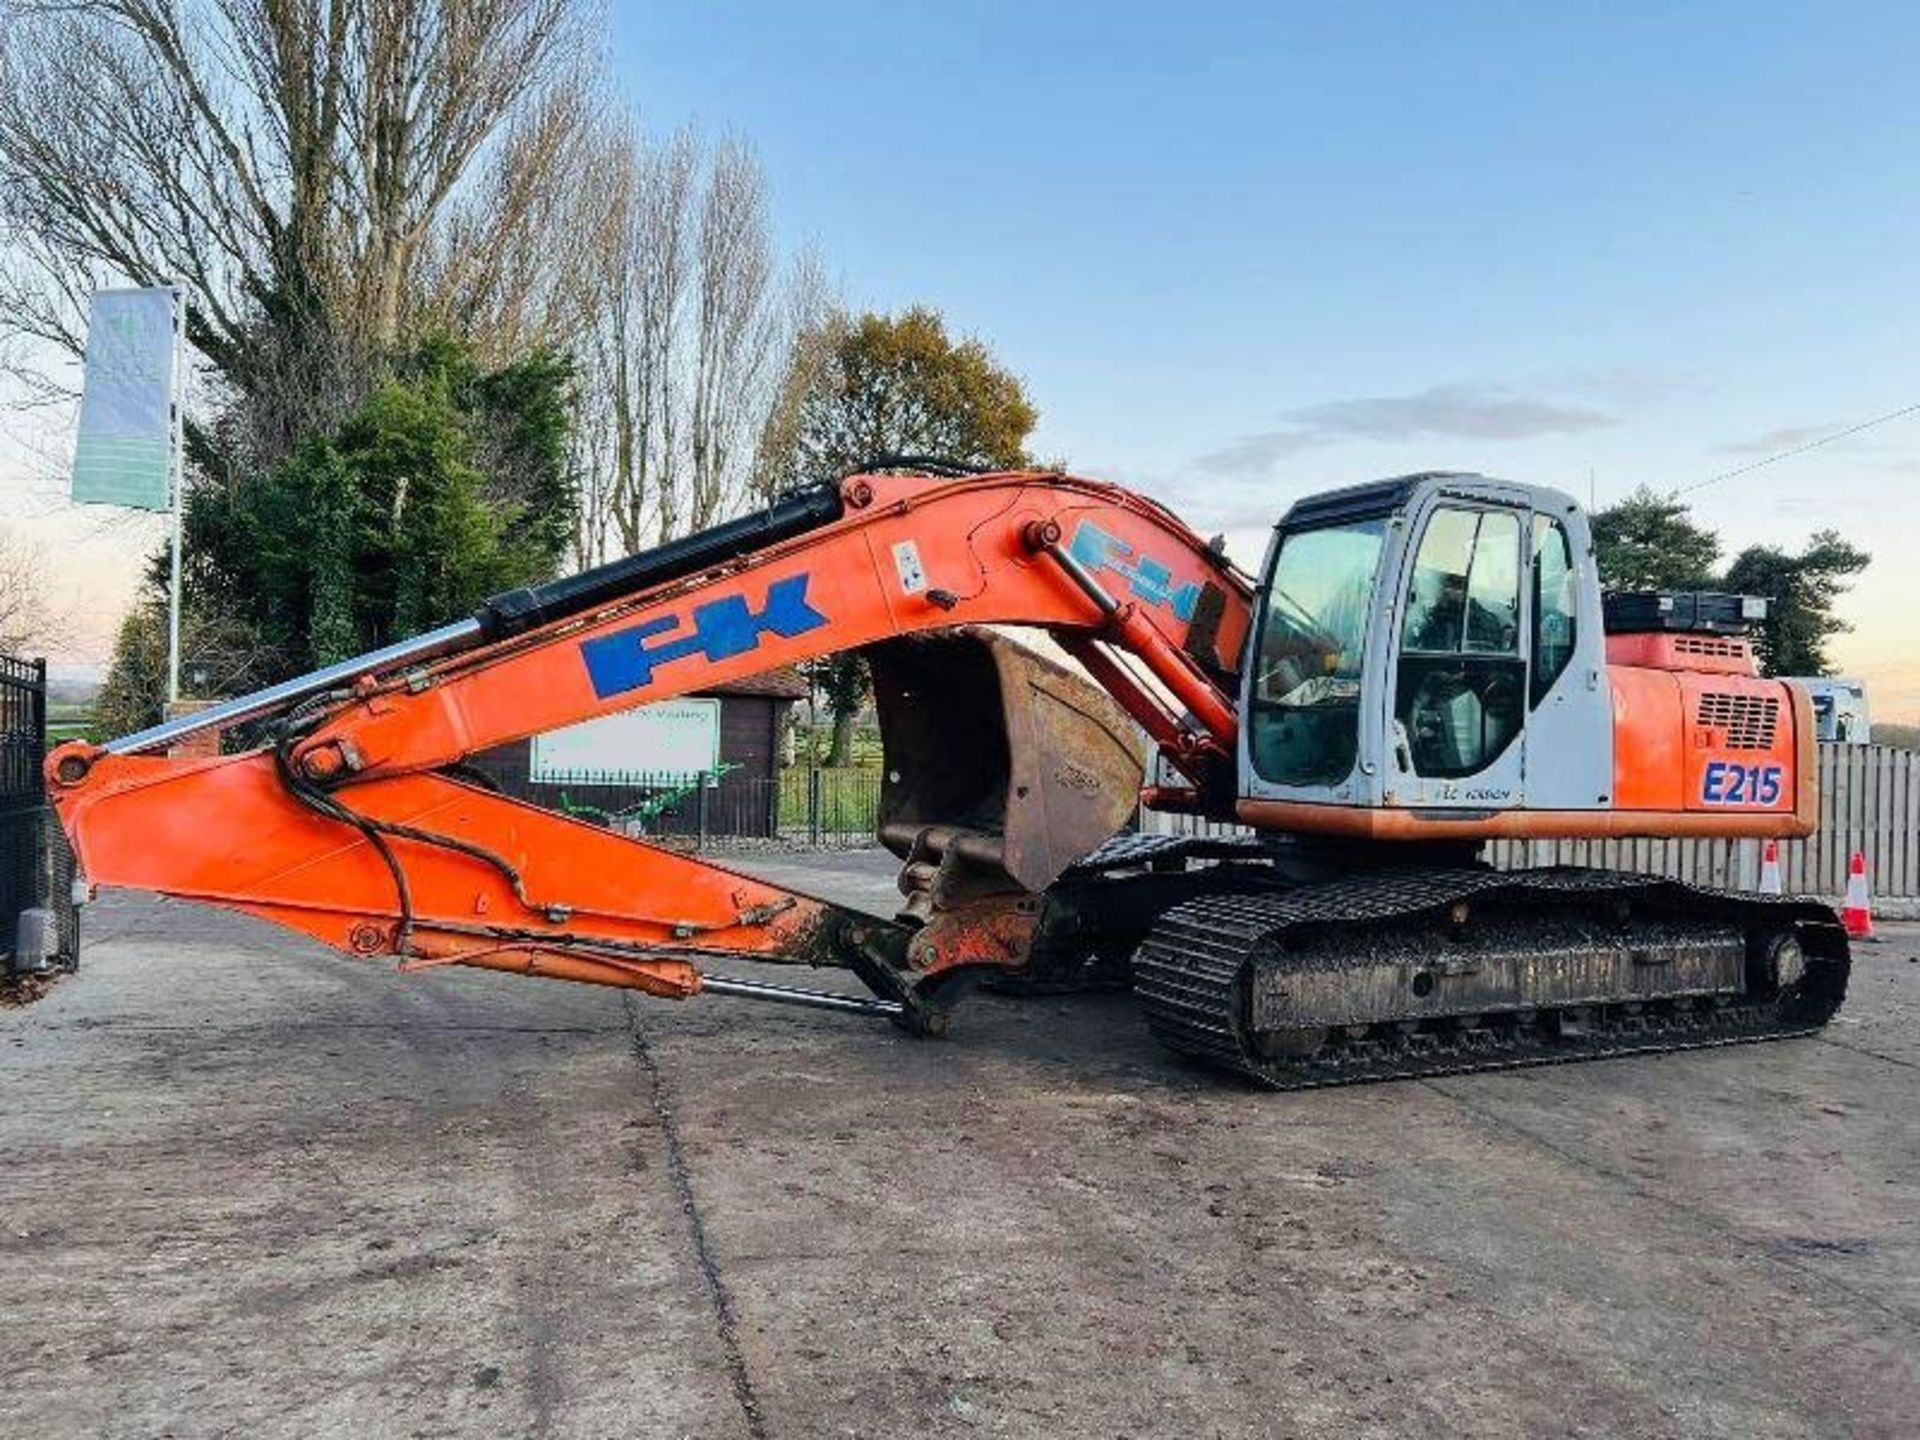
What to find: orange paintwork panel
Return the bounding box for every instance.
[1607,662,1813,838]
[56,748,844,991]
[1609,665,1805,821]
[1672,670,1801,816]
[1603,632,1758,677]
[1608,666,1687,811]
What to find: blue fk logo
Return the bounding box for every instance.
[1068,520,1201,623]
[581,573,828,699]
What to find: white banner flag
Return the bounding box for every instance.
[72,287,180,511]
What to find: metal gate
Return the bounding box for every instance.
[1,655,79,974]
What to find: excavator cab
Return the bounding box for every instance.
[1236,469,1816,844]
[1240,473,1612,825]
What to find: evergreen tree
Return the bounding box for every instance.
[1590,486,1720,591]
[1724,531,1870,676]
[103,337,578,722]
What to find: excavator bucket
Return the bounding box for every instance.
[867,629,1146,903]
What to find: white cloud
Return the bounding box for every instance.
[1196,381,1614,478]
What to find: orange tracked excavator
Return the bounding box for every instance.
[46,465,1849,1087]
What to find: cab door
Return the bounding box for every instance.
[1515,504,1613,812]
[1386,502,1529,809]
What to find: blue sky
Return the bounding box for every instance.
[608,0,1916,481]
[9,3,1918,710]
[610,2,1920,710]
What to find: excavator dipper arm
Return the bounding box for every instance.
[47,471,1252,1030]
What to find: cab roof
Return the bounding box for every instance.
[1276,472,1472,530]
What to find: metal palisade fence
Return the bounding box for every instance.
[0,656,80,974]
[1143,744,1920,901]
[1484,744,1920,898]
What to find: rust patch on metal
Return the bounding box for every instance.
[348,921,390,955]
[905,897,1043,977]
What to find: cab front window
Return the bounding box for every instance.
[1249,517,1388,787]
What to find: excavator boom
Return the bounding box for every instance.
[48,470,1251,1032]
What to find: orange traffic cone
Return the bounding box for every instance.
[1842,851,1875,940]
[1759,840,1783,895]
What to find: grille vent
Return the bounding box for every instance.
[1675,635,1744,659]
[1697,692,1779,750]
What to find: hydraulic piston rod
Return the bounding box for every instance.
[104,618,485,756]
[700,974,906,1018]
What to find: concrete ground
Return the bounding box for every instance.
[2,850,1917,1439]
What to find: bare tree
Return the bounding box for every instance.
[570,125,821,561]
[568,368,618,567]
[414,77,605,362]
[340,0,582,347]
[0,0,588,458]
[0,525,68,654]
[566,121,693,559]
[687,137,778,530]
[624,126,696,546]
[749,250,835,503]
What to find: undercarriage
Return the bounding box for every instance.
[754,828,1851,1090]
[1126,860,1850,1089]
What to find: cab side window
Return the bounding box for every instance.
[1395,507,1524,778]
[1531,516,1577,704]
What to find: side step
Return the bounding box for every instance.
[1133,867,1850,1090]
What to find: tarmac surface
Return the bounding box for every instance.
[3,849,1918,1438]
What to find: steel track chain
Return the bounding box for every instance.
[1132,867,1850,1090]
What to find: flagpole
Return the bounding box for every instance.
[165,285,185,710]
